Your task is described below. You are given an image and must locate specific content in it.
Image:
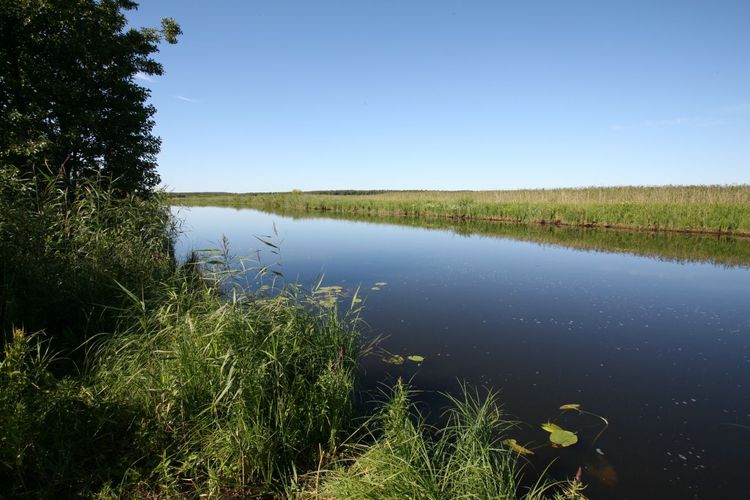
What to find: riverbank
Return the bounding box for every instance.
[170,185,750,236]
[1,169,578,498]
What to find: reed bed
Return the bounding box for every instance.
[92,281,361,497]
[1,282,361,497]
[1,167,176,350]
[316,380,582,500]
[1,168,578,497]
[172,185,750,235]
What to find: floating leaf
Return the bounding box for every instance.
[383,355,404,365]
[549,429,578,447]
[560,404,581,411]
[504,439,534,455]
[541,422,563,433]
[407,355,425,363]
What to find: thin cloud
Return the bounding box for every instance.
[134,71,154,82]
[719,103,750,115]
[611,116,722,131]
[175,95,200,104]
[612,102,750,131]
[640,117,689,128]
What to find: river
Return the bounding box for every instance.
[174,205,750,499]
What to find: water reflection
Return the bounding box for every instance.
[249,208,750,269]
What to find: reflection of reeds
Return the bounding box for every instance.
[175,202,750,268]
[170,185,750,235]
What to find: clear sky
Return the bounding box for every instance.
[126,1,750,193]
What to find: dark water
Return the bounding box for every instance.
[174,206,750,499]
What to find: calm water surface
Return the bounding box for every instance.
[174,206,750,500]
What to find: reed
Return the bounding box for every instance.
[316,380,582,499]
[0,169,589,497]
[91,278,361,496]
[1,167,176,351]
[172,185,750,235]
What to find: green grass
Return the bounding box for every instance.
[1,167,176,352]
[1,281,361,497]
[171,185,750,235]
[92,280,361,497]
[0,168,581,498]
[315,380,582,500]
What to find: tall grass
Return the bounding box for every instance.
[0,167,176,351]
[0,327,147,498]
[1,279,361,497]
[1,168,583,497]
[317,380,582,500]
[91,278,360,496]
[172,185,750,234]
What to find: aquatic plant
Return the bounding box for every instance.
[316,380,584,499]
[171,185,750,235]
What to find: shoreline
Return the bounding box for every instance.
[170,195,750,238]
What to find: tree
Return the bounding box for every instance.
[0,0,181,194]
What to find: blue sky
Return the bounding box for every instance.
[127,1,750,192]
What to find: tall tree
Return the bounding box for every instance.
[0,0,180,194]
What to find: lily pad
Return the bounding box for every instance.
[541,422,563,433]
[407,355,425,363]
[504,439,534,455]
[549,429,578,447]
[559,403,581,411]
[383,354,404,365]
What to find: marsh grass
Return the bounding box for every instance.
[0,167,361,496]
[1,274,362,497]
[0,167,176,352]
[0,328,148,498]
[172,185,750,235]
[92,280,360,496]
[1,168,588,497]
[315,380,583,500]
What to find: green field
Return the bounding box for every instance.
[171,185,750,235]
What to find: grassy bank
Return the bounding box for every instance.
[1,168,176,353]
[171,185,750,235]
[318,380,583,500]
[1,169,578,498]
[1,284,360,497]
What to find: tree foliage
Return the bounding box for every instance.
[0,0,180,194]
